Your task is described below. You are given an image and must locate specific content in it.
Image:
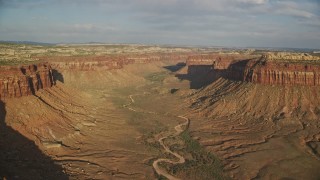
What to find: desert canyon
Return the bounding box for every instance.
[0,44,320,180]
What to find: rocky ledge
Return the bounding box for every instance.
[0,53,190,100]
[0,63,54,100]
[244,55,320,85]
[184,53,320,86]
[186,54,255,69]
[41,53,190,71]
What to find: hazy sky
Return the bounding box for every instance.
[0,0,319,48]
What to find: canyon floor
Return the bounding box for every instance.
[0,61,226,179]
[1,60,320,179]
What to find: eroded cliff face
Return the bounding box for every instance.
[187,54,256,68]
[244,56,320,86]
[187,53,320,179]
[41,56,132,70]
[42,53,190,71]
[185,53,320,86]
[181,54,256,87]
[0,63,54,100]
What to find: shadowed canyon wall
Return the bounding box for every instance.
[179,54,255,89]
[0,100,68,179]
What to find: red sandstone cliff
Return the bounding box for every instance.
[41,56,132,70]
[184,54,256,82]
[185,53,320,86]
[244,59,320,86]
[186,54,254,69]
[0,63,54,100]
[41,53,191,71]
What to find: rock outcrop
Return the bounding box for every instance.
[186,54,255,69]
[0,53,190,99]
[184,53,320,86]
[0,63,54,100]
[244,58,320,85]
[183,54,256,81]
[41,56,133,70]
[42,53,190,71]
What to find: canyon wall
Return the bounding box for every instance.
[4,52,318,101]
[184,54,256,81]
[42,56,133,70]
[42,53,190,71]
[0,53,190,100]
[185,53,320,86]
[0,63,54,100]
[244,59,320,86]
[243,53,320,85]
[186,54,255,69]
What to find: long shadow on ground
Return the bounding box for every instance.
[163,62,186,72]
[0,100,68,180]
[175,60,252,89]
[52,69,64,83]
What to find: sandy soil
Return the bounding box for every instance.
[1,61,319,180]
[185,78,320,179]
[1,62,192,179]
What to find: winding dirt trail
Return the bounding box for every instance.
[123,93,189,180]
[152,115,189,180]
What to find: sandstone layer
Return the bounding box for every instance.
[244,57,320,86]
[186,54,253,69]
[180,53,320,179]
[0,63,54,100]
[187,78,320,179]
[0,53,188,100]
[184,53,320,86]
[41,53,190,71]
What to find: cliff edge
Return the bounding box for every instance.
[183,53,320,86]
[0,63,54,100]
[244,53,320,85]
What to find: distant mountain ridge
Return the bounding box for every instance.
[0,40,319,52]
[0,40,54,46]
